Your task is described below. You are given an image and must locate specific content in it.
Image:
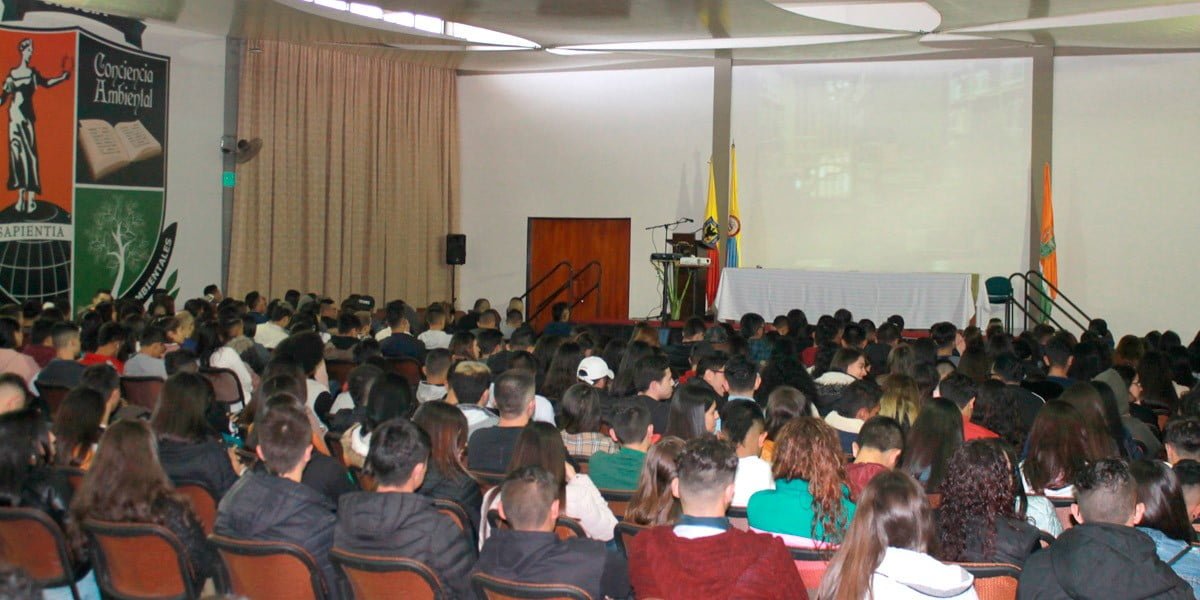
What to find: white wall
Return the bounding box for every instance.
[16,11,225,301]
[458,67,713,318]
[1054,53,1200,338]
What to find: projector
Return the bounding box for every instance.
[679,256,711,267]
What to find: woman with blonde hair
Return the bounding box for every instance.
[877,374,920,435]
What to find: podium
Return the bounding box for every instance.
[670,232,708,320]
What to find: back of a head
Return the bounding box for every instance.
[876,323,901,346]
[1044,336,1073,368]
[675,435,738,507]
[501,465,558,531]
[1165,417,1200,461]
[448,361,491,405]
[835,380,882,419]
[724,354,757,394]
[366,418,430,488]
[841,323,866,348]
[151,372,214,442]
[739,313,765,337]
[857,416,904,452]
[1074,458,1137,525]
[937,372,977,410]
[365,372,417,431]
[51,321,80,350]
[257,397,313,475]
[930,322,957,349]
[493,369,535,418]
[633,354,670,394]
[1130,459,1194,542]
[720,400,764,447]
[901,397,964,491]
[610,400,651,445]
[79,364,120,399]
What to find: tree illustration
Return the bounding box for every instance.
[87,197,150,297]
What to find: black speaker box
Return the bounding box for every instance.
[446,234,466,265]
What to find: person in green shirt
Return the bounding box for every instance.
[588,401,653,491]
[747,417,856,544]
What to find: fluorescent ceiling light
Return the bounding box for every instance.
[557,33,904,52]
[348,3,382,18]
[313,0,348,9]
[956,2,1200,33]
[775,2,941,33]
[287,0,539,48]
[545,48,612,56]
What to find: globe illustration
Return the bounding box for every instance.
[0,201,72,305]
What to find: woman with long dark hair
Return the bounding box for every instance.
[412,400,482,531]
[540,342,584,402]
[935,440,1040,566]
[558,383,617,457]
[1138,351,1181,415]
[1131,459,1200,590]
[756,337,819,405]
[497,421,616,541]
[69,421,214,587]
[664,380,719,441]
[1021,401,1092,499]
[748,417,855,544]
[1057,382,1121,459]
[193,317,254,408]
[612,340,655,398]
[971,379,1024,451]
[624,436,686,527]
[900,397,963,492]
[51,387,106,468]
[816,471,977,600]
[152,372,240,498]
[341,372,417,469]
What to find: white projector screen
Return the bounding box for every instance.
[731,58,1033,278]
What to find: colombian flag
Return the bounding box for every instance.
[727,144,741,268]
[703,161,720,307]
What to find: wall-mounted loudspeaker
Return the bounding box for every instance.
[446,234,466,265]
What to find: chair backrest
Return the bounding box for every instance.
[200,367,246,408]
[39,384,71,417]
[325,360,356,390]
[614,521,647,555]
[386,357,423,389]
[957,562,1022,600]
[471,470,506,495]
[208,533,329,600]
[487,509,585,541]
[725,505,749,531]
[597,488,633,519]
[432,499,470,535]
[471,572,592,600]
[787,547,834,598]
[927,493,944,509]
[0,506,76,590]
[570,455,589,475]
[985,276,1014,302]
[83,518,199,600]
[1046,496,1076,530]
[120,376,165,411]
[175,481,218,535]
[331,548,442,600]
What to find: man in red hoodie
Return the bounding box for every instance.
[627,435,808,600]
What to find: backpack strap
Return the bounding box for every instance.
[1167,545,1192,566]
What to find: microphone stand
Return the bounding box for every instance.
[647,218,693,328]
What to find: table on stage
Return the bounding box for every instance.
[713,268,986,329]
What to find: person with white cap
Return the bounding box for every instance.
[577,356,614,390]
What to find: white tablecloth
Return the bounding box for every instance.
[714,268,977,329]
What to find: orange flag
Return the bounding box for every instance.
[1040,162,1058,299]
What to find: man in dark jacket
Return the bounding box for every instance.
[473,466,631,600]
[1018,458,1192,599]
[335,419,475,599]
[215,399,338,593]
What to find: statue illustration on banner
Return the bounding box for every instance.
[0,24,178,313]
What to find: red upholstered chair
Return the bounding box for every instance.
[0,507,80,599]
[614,520,647,555]
[432,498,471,535]
[83,519,200,600]
[56,466,85,492]
[120,376,165,411]
[596,488,632,520]
[38,384,71,416]
[788,546,835,597]
[325,359,356,390]
[199,367,245,411]
[956,562,1022,600]
[174,481,218,535]
[725,505,749,531]
[471,572,592,600]
[209,534,330,600]
[331,548,442,600]
[386,357,423,389]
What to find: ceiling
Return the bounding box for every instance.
[39,0,1200,71]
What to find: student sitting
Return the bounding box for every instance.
[79,322,126,374]
[845,416,904,502]
[817,471,978,600]
[417,304,453,350]
[1165,417,1200,465]
[627,436,806,599]
[445,361,497,437]
[935,441,1041,567]
[938,373,998,441]
[152,372,240,498]
[215,396,338,589]
[1176,460,1200,520]
[335,418,475,599]
[340,372,417,469]
[122,324,169,379]
[324,312,363,363]
[624,437,686,527]
[1018,459,1192,599]
[558,383,618,458]
[664,381,719,441]
[33,322,87,393]
[721,400,774,507]
[588,401,653,491]
[824,380,882,454]
[749,417,856,545]
[473,466,630,599]
[412,401,483,532]
[1131,459,1200,593]
[467,370,536,473]
[417,348,451,403]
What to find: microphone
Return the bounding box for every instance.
[680,217,694,223]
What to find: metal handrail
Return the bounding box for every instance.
[523,261,576,324]
[573,261,603,314]
[1007,271,1091,334]
[521,261,573,302]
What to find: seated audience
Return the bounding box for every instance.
[467,370,535,473]
[845,416,904,501]
[824,380,882,453]
[589,402,653,491]
[21,317,57,368]
[70,421,213,588]
[935,440,1040,566]
[542,302,573,337]
[816,471,978,600]
[78,322,125,374]
[664,318,705,375]
[695,351,730,397]
[151,372,241,498]
[665,380,719,441]
[813,347,868,415]
[416,348,451,403]
[497,421,617,542]
[215,396,338,589]
[628,436,807,599]
[725,354,761,403]
[51,387,106,468]
[632,354,675,434]
[721,400,774,507]
[254,301,292,349]
[275,331,334,419]
[1131,459,1200,592]
[1059,381,1125,459]
[900,397,964,492]
[257,375,356,505]
[558,383,618,458]
[1018,459,1192,599]
[33,322,86,392]
[938,372,998,441]
[749,417,855,544]
[379,300,427,360]
[417,304,453,350]
[576,355,614,391]
[335,418,475,599]
[1021,401,1092,501]
[326,364,382,431]
[124,324,169,379]
[323,312,362,363]
[474,466,630,599]
[194,318,254,408]
[541,342,586,403]
[449,331,477,362]
[624,436,686,527]
[445,361,496,437]
[762,385,809,462]
[412,400,483,531]
[340,372,417,469]
[971,379,1026,451]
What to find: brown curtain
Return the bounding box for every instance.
[229,39,458,307]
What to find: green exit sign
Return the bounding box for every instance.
[222,171,236,188]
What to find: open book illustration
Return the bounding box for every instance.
[78,119,162,181]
